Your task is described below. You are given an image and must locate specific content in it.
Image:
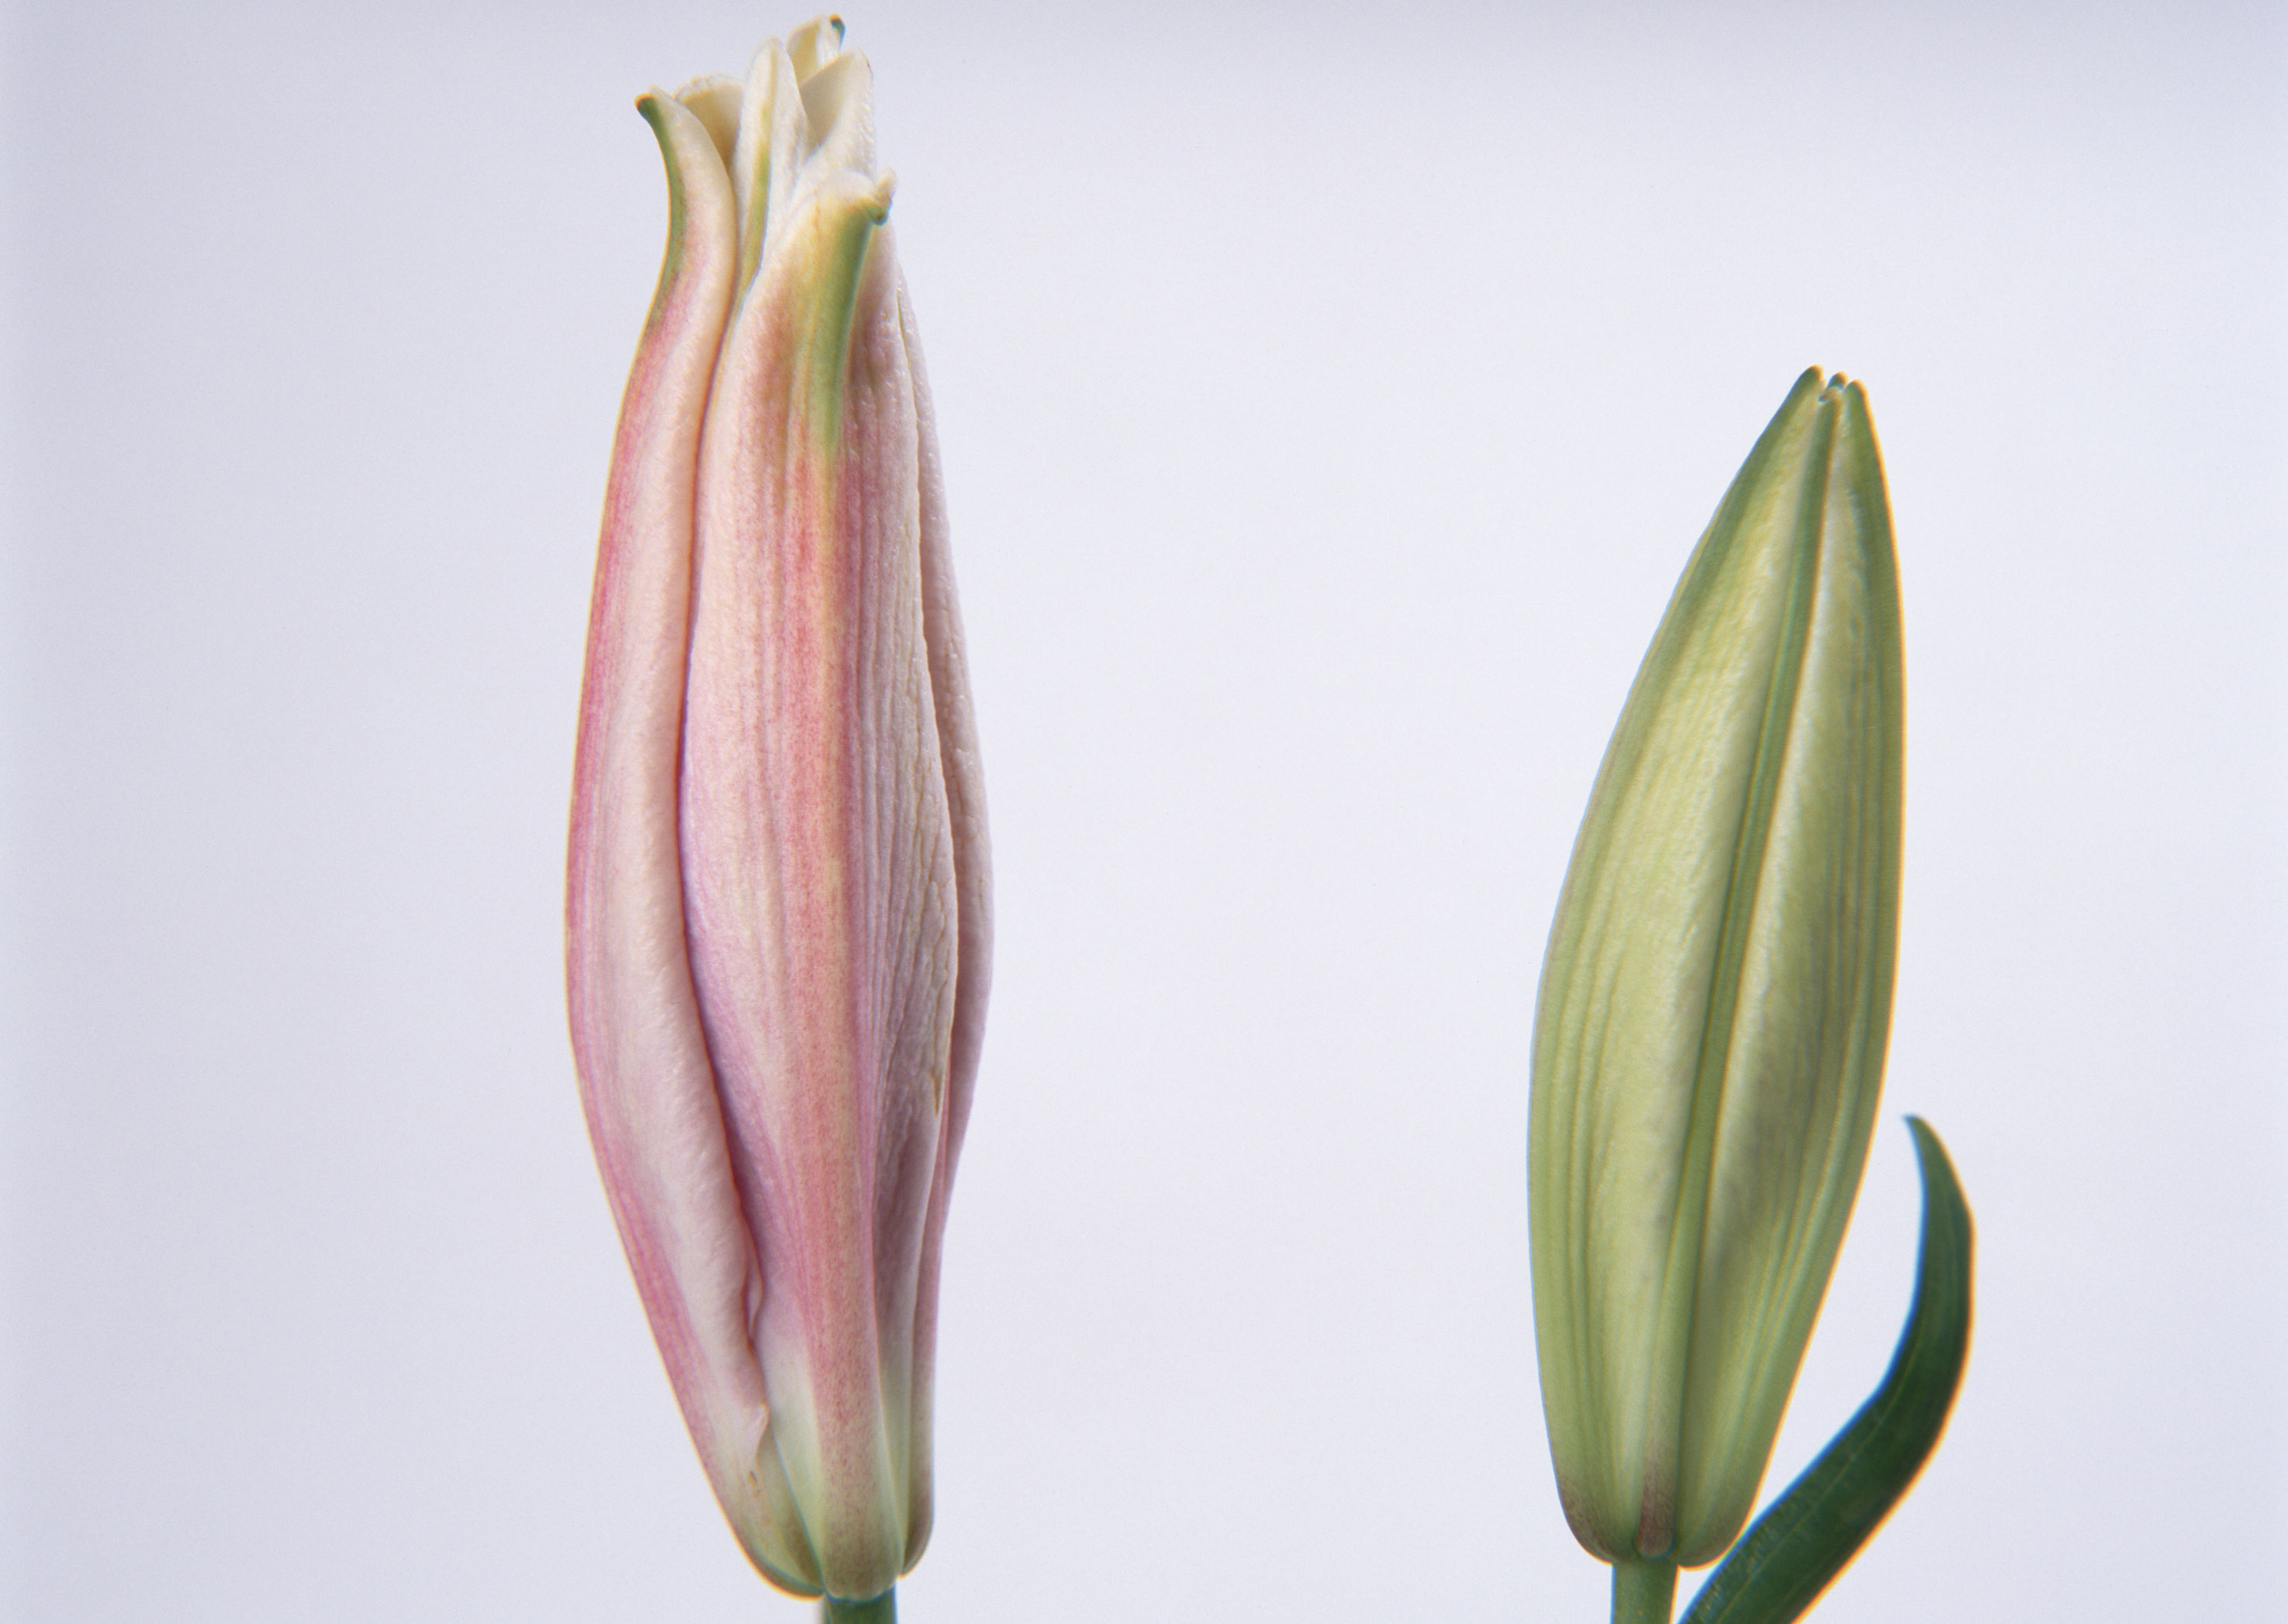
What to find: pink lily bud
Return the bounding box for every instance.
[565,16,990,1605]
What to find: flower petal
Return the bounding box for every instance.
[565,88,818,1596]
[895,273,992,1570]
[680,52,953,1599]
[1530,371,1903,1564]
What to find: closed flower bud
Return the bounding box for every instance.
[1529,370,1903,1569]
[565,16,990,1605]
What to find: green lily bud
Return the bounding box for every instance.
[1529,369,1904,1570]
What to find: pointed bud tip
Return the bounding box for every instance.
[1814,368,1875,413]
[789,13,849,81]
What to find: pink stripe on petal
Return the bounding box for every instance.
[565,91,820,1596]
[681,179,954,1604]
[897,271,991,1568]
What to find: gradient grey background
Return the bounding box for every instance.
[2,2,2281,1619]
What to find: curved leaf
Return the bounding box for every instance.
[1679,1117,1973,1624]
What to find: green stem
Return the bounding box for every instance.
[1612,1560,1677,1624]
[821,1591,895,1624]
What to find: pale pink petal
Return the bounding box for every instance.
[896,272,992,1568]
[565,89,815,1595]
[680,146,954,1601]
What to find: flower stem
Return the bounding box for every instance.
[1611,1560,1677,1624]
[821,1591,895,1624]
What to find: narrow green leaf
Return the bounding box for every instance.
[1678,1118,1973,1624]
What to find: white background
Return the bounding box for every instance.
[2,2,2281,1619]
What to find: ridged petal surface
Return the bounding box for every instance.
[569,21,987,1605]
[1529,370,1903,1565]
[567,88,816,1590]
[679,36,964,1605]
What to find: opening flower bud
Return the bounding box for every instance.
[1529,369,1903,1568]
[566,16,990,1605]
